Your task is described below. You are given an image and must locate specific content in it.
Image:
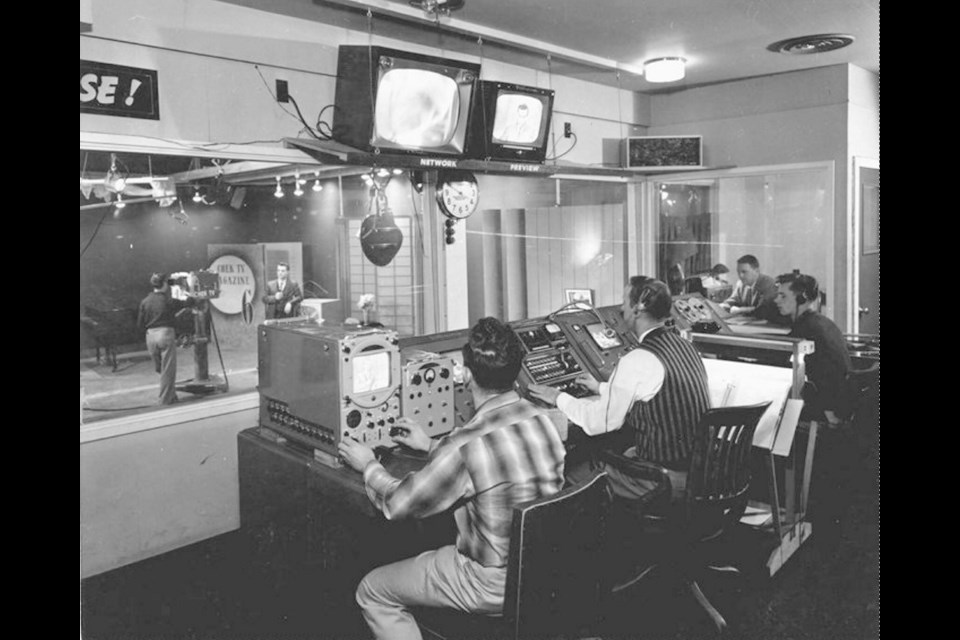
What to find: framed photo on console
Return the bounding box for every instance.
[565,288,594,305]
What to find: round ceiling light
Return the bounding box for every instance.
[643,57,687,83]
[767,34,855,55]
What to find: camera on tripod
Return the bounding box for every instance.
[168,270,221,300]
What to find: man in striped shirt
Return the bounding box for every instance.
[338,317,566,640]
[530,276,710,502]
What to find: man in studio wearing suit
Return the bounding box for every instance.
[262,262,302,319]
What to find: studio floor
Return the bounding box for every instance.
[80,346,260,422]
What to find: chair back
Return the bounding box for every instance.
[841,361,880,421]
[503,470,611,640]
[684,403,770,540]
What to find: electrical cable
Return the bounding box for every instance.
[80,208,111,258]
[545,132,578,161]
[287,95,322,140]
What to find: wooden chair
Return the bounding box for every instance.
[416,470,612,640]
[608,403,771,635]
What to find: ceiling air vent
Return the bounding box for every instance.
[767,34,855,55]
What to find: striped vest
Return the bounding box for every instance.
[626,326,710,470]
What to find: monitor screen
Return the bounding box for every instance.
[586,323,621,350]
[491,92,545,147]
[333,46,479,156]
[352,350,391,394]
[375,68,460,149]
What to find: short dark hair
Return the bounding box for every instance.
[737,254,760,269]
[150,273,168,289]
[776,272,820,304]
[627,276,673,320]
[277,262,289,270]
[461,317,523,393]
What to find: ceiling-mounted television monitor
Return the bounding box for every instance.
[467,81,555,163]
[332,45,480,156]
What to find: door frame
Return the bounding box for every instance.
[848,156,880,334]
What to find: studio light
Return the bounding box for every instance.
[274,176,284,198]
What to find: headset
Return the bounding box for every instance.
[793,274,820,305]
[630,276,671,319]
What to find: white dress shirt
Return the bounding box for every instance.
[555,326,666,436]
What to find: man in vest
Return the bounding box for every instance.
[529,276,710,500]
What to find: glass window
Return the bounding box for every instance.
[80,151,342,423]
[655,165,834,305]
[461,175,630,325]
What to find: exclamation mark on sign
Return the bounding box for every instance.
[125,79,142,106]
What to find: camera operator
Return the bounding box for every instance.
[137,272,195,405]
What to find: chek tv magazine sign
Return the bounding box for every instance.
[80,60,159,120]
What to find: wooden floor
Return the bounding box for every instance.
[80,398,878,640]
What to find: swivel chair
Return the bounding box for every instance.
[605,403,771,635]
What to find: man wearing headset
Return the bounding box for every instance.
[529,276,711,502]
[774,273,852,426]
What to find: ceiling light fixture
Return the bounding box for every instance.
[274,176,284,198]
[293,173,304,197]
[643,57,686,83]
[192,187,203,203]
[115,193,126,209]
[312,171,323,192]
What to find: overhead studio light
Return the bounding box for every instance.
[192,187,203,203]
[312,171,323,192]
[293,173,304,197]
[643,57,686,83]
[274,176,284,198]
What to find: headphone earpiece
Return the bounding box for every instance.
[793,275,819,306]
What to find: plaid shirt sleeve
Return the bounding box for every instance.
[362,446,472,521]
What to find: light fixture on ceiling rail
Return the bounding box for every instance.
[293,173,304,197]
[312,171,323,192]
[192,187,203,203]
[274,176,284,198]
[408,0,465,20]
[105,153,129,192]
[115,193,126,209]
[643,57,686,83]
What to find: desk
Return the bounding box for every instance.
[238,428,454,575]
[725,317,792,336]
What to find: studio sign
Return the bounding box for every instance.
[79,60,160,120]
[208,255,256,319]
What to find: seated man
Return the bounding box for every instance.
[774,272,852,426]
[720,254,777,318]
[338,317,566,640]
[529,276,711,502]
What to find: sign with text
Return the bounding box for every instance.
[79,60,159,119]
[208,255,256,315]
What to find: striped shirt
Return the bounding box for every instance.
[363,391,566,568]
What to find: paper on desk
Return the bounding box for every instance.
[772,399,803,457]
[703,360,793,450]
[740,504,772,527]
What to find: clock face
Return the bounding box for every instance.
[437,171,479,220]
